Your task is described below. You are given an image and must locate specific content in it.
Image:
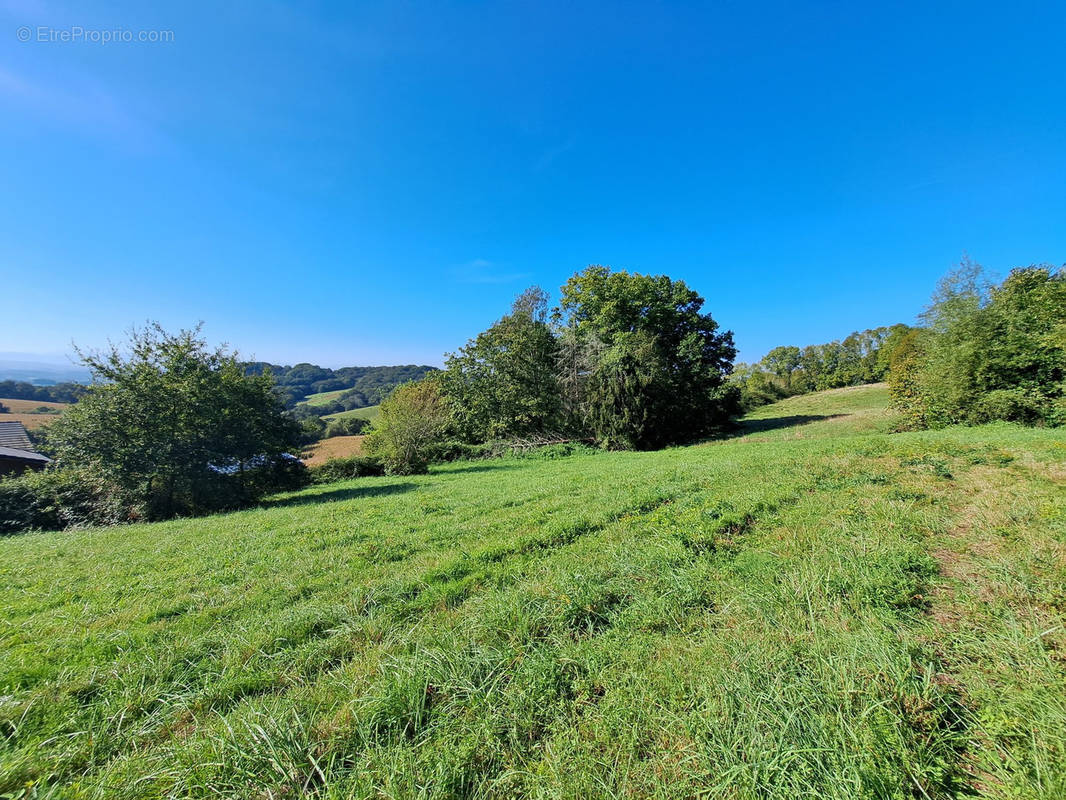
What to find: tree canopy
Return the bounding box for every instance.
[889,261,1066,428]
[441,288,562,441]
[44,324,304,521]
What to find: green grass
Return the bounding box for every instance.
[2,386,1065,798]
[297,390,347,408]
[322,404,380,423]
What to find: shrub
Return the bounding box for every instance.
[308,455,385,484]
[0,468,133,535]
[363,379,451,475]
[890,262,1065,429]
[44,324,303,523]
[324,417,370,438]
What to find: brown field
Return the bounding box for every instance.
[301,435,365,466]
[0,398,69,429]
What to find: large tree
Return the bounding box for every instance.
[556,266,738,448]
[442,288,563,441]
[45,324,303,520]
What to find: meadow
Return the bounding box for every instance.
[298,390,348,408]
[0,398,68,430]
[1,386,1064,798]
[322,405,380,424]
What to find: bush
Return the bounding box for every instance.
[969,389,1048,426]
[324,417,370,438]
[890,262,1065,429]
[308,455,385,484]
[0,468,133,535]
[44,324,304,523]
[363,379,451,475]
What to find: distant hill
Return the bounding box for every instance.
[0,359,91,386]
[242,362,437,412]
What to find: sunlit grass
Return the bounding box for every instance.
[1,386,1064,798]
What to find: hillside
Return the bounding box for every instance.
[1,386,1064,797]
[322,404,380,423]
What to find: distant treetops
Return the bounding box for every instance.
[730,325,915,411]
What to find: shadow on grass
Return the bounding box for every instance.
[434,461,524,475]
[732,413,846,437]
[265,482,417,508]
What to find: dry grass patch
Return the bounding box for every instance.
[302,435,366,466]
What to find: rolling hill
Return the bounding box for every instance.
[1,385,1064,797]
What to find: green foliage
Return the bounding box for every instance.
[0,380,86,404]
[733,324,913,411]
[245,362,437,410]
[363,378,451,475]
[0,467,130,534]
[556,265,738,448]
[442,288,563,441]
[890,260,1066,428]
[307,455,385,484]
[324,416,370,438]
[39,324,305,526]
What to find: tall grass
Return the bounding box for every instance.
[1,387,1063,798]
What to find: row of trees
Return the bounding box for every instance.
[0,380,86,404]
[889,260,1065,428]
[731,324,913,409]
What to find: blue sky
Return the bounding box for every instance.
[2,1,1064,368]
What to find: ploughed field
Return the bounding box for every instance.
[1,385,1064,798]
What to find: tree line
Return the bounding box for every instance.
[362,266,739,473]
[0,380,86,404]
[243,362,436,410]
[729,324,914,410]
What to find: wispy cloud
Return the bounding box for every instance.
[451,258,532,285]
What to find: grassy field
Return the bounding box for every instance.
[298,390,348,408]
[1,386,1065,798]
[302,435,366,466]
[0,398,68,430]
[322,404,380,424]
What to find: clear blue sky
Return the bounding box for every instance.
[2,1,1064,368]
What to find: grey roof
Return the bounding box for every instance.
[0,446,49,463]
[0,421,34,450]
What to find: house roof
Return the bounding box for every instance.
[0,421,35,450]
[0,446,50,463]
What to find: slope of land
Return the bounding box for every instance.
[322,404,380,423]
[1,386,1064,798]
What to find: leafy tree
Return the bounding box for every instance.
[556,266,737,448]
[889,260,1066,428]
[442,288,562,440]
[44,324,304,521]
[761,346,802,389]
[363,379,450,475]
